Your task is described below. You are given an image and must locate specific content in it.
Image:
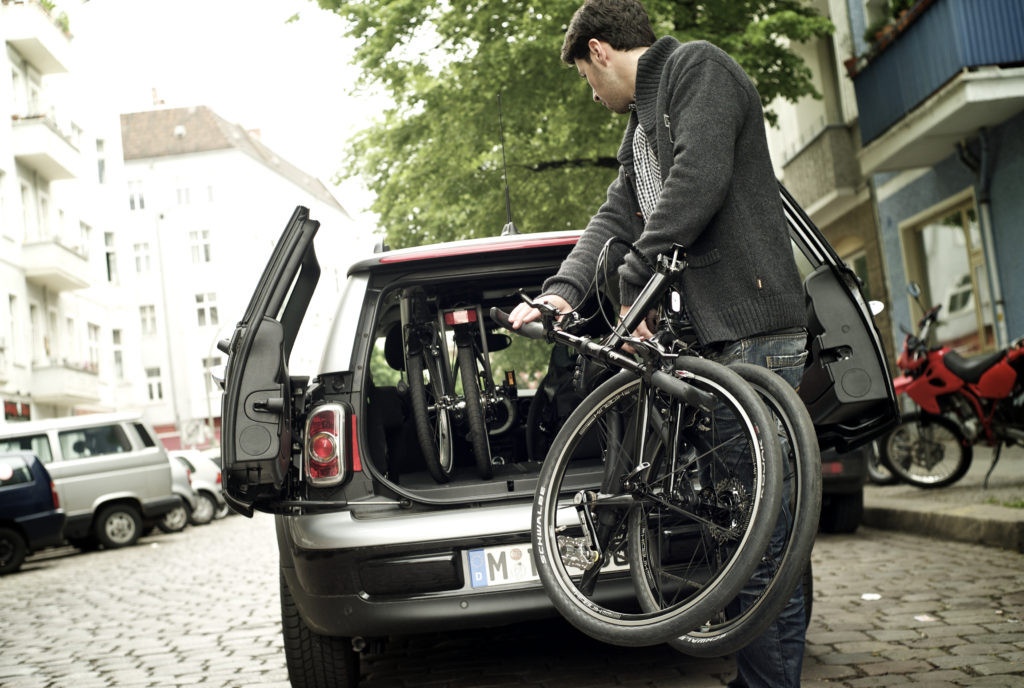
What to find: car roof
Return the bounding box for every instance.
[346,230,582,276]
[0,412,148,437]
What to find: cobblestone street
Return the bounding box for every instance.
[2,513,1024,687]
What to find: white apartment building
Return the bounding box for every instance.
[1,0,136,424]
[120,106,355,450]
[2,1,363,448]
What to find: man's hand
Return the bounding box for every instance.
[508,294,572,329]
[620,304,656,341]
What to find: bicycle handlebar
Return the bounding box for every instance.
[489,307,547,340]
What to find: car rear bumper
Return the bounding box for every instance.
[18,510,66,551]
[276,503,634,637]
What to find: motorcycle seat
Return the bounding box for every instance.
[943,348,1005,384]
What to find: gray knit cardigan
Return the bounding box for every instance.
[543,37,806,346]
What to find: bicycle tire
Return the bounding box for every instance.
[531,362,782,647]
[633,362,820,657]
[881,412,972,488]
[407,345,455,483]
[456,342,493,479]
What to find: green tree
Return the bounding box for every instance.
[315,0,832,248]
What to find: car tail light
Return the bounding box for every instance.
[304,404,351,487]
[50,481,60,509]
[444,308,477,325]
[186,469,193,486]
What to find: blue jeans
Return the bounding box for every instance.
[712,331,808,688]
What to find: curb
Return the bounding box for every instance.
[863,497,1024,552]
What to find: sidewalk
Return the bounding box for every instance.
[863,442,1024,552]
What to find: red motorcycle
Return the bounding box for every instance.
[882,288,1024,488]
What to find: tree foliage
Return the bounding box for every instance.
[315,0,832,248]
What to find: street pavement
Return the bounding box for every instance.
[1,445,1023,687]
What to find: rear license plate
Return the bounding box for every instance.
[467,543,627,589]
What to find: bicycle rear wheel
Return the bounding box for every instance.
[407,345,455,483]
[633,362,820,656]
[531,361,782,647]
[456,341,492,479]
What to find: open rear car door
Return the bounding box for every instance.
[219,207,320,516]
[781,184,900,451]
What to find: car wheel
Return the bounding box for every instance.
[281,568,359,687]
[0,527,28,575]
[214,501,231,519]
[819,490,864,534]
[158,503,191,533]
[190,492,216,525]
[95,504,143,549]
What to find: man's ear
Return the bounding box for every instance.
[587,38,609,66]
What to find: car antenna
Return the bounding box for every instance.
[498,92,519,236]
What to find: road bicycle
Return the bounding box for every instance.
[402,289,517,481]
[492,242,818,648]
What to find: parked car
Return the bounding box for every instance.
[158,455,198,534]
[0,452,66,574]
[169,450,227,525]
[220,196,897,684]
[0,413,178,550]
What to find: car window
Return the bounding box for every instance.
[58,424,132,460]
[0,456,33,486]
[0,435,53,464]
[133,422,156,448]
[174,455,197,473]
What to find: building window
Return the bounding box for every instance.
[87,323,100,371]
[134,242,151,273]
[96,139,106,184]
[112,329,124,379]
[190,229,212,264]
[176,185,190,205]
[901,198,993,354]
[848,250,871,302]
[140,305,157,335]
[196,293,218,327]
[128,181,145,211]
[79,222,92,257]
[105,232,118,283]
[146,367,163,401]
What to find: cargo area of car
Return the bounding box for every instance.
[358,262,607,499]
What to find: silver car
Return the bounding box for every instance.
[169,450,227,525]
[220,196,897,686]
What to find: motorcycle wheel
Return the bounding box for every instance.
[866,440,899,486]
[881,413,972,489]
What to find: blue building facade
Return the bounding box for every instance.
[848,0,1024,355]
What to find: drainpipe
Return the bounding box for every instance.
[956,128,1008,348]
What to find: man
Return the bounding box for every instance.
[509,1,808,686]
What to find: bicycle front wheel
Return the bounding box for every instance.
[531,361,782,647]
[638,362,821,657]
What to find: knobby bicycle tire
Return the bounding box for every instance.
[406,345,455,483]
[531,361,783,647]
[456,342,493,479]
[632,362,821,657]
[881,412,972,488]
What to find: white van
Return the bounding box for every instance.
[0,413,178,549]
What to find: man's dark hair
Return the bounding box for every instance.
[561,0,657,65]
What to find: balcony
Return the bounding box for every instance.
[851,0,1024,174]
[32,360,100,407]
[11,114,80,180]
[1,0,72,74]
[22,238,90,291]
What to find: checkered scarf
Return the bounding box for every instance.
[632,121,662,224]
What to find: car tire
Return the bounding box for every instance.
[819,490,863,534]
[158,502,191,533]
[95,504,143,549]
[214,501,231,519]
[0,527,28,575]
[190,492,217,525]
[281,568,359,687]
